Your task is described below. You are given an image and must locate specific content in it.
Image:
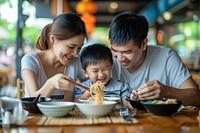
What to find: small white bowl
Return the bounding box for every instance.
[37,102,74,118]
[75,101,116,117]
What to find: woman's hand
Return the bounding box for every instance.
[130,80,165,100]
[49,73,75,91]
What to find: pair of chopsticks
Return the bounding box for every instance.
[63,77,90,91]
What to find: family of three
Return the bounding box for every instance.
[21,11,200,107]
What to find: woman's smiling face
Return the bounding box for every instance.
[52,34,85,65]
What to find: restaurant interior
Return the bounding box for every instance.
[0,0,200,132]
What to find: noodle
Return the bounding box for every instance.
[89,81,104,104]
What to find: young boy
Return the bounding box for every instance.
[78,43,131,107]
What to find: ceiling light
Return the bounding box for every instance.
[110,2,118,10]
[193,15,198,21]
[163,12,172,20]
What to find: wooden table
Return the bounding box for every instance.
[1,107,200,133]
[1,126,200,133]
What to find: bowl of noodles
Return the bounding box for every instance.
[79,97,120,103]
[76,81,117,117]
[141,99,182,116]
[75,101,116,117]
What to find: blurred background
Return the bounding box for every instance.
[0,0,199,97]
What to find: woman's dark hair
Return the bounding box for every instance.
[80,44,113,70]
[36,12,87,50]
[108,11,149,48]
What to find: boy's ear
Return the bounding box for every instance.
[81,69,89,77]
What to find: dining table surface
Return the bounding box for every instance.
[1,104,200,133]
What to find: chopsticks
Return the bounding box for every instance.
[63,77,90,91]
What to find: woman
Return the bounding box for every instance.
[21,12,89,101]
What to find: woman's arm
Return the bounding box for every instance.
[22,69,76,97]
[22,69,55,97]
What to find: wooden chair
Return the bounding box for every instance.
[0,67,11,87]
[0,71,8,87]
[191,72,200,89]
[17,78,25,98]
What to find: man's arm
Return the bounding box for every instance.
[165,77,200,106]
[133,77,200,106]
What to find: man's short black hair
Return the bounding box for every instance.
[108,11,149,48]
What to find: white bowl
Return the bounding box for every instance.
[37,102,74,118]
[79,97,120,103]
[75,101,116,117]
[104,97,120,102]
[79,98,95,103]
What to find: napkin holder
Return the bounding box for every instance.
[0,96,27,128]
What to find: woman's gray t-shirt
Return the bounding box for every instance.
[21,52,85,100]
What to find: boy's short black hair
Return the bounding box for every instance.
[80,44,113,70]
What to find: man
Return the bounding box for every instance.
[109,11,200,106]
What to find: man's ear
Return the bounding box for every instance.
[81,69,89,78]
[142,38,148,51]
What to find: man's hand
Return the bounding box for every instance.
[130,80,165,100]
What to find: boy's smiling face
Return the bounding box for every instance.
[82,60,112,85]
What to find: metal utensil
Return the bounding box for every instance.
[136,90,140,100]
[32,94,42,102]
[120,107,136,121]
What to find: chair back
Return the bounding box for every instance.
[191,73,200,89]
[0,71,8,87]
[17,79,25,98]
